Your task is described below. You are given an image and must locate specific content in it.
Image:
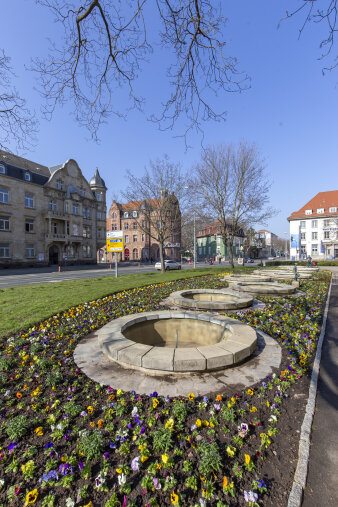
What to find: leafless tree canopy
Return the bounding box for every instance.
[122,156,187,270]
[33,0,248,141]
[0,50,38,152]
[192,142,276,266]
[281,0,338,71]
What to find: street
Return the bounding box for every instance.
[0,260,261,288]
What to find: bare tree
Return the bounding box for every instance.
[281,1,338,71]
[123,156,187,272]
[192,142,276,268]
[0,50,38,152]
[33,0,248,142]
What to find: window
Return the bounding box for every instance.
[111,223,117,230]
[73,204,79,215]
[0,163,5,174]
[124,222,129,230]
[324,219,330,227]
[65,202,70,213]
[311,220,317,228]
[124,212,129,218]
[132,248,138,259]
[25,194,34,208]
[87,208,91,219]
[24,172,31,181]
[66,222,70,235]
[125,235,129,243]
[0,243,10,258]
[96,192,102,201]
[305,209,312,215]
[300,221,306,228]
[80,188,85,196]
[317,208,324,214]
[311,244,318,254]
[133,235,137,242]
[0,188,9,203]
[329,207,337,213]
[83,207,87,218]
[312,232,318,240]
[324,231,330,239]
[300,232,306,240]
[97,211,102,220]
[112,212,117,219]
[52,222,58,234]
[56,180,64,190]
[72,224,78,236]
[301,245,306,254]
[141,233,145,241]
[0,216,9,231]
[25,219,34,233]
[132,211,137,218]
[133,222,137,229]
[25,244,35,258]
[49,200,57,211]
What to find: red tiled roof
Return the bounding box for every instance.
[287,191,338,220]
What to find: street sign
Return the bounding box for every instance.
[106,230,123,252]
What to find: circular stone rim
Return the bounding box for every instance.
[229,281,296,295]
[167,288,253,310]
[98,311,257,373]
[224,274,273,283]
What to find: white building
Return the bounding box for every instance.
[255,229,277,257]
[288,191,338,260]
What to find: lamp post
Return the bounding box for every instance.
[283,232,289,260]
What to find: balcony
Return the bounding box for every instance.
[45,233,67,241]
[47,210,67,219]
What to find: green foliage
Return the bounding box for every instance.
[6,415,29,439]
[221,405,236,423]
[185,475,198,491]
[152,427,173,453]
[63,401,82,418]
[198,441,222,477]
[172,399,188,422]
[45,370,63,386]
[105,492,121,507]
[78,430,104,461]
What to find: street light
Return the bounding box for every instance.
[283,232,289,260]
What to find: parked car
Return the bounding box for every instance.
[154,260,181,271]
[244,257,254,263]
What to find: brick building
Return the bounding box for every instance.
[196,221,245,260]
[0,150,106,267]
[103,196,181,262]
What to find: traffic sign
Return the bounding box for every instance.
[106,231,123,252]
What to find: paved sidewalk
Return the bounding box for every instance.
[302,270,338,507]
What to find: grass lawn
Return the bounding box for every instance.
[0,266,238,339]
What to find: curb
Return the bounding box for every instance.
[287,278,333,507]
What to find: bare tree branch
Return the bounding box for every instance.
[192,142,277,268]
[0,50,38,152]
[32,1,249,143]
[280,0,338,72]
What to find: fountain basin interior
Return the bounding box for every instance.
[167,289,253,311]
[98,311,257,373]
[229,281,296,295]
[224,274,272,283]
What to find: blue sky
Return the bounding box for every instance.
[1,0,337,238]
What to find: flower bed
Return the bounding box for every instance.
[0,273,330,506]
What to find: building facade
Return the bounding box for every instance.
[103,197,181,262]
[0,150,106,267]
[254,229,278,258]
[288,190,338,260]
[196,221,245,260]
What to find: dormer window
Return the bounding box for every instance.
[0,163,5,174]
[56,180,64,190]
[124,212,129,218]
[329,207,337,213]
[305,209,312,215]
[132,211,137,218]
[317,208,324,214]
[24,172,31,181]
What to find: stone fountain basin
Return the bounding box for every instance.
[256,270,312,279]
[224,274,272,283]
[98,311,257,372]
[167,288,253,310]
[229,281,296,295]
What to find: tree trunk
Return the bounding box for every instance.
[228,238,234,268]
[159,240,165,273]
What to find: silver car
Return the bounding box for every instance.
[155,260,181,270]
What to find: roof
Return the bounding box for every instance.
[120,198,162,211]
[288,191,338,220]
[0,149,50,177]
[89,168,106,189]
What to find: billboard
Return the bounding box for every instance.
[106,231,123,252]
[290,234,299,248]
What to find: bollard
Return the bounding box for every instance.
[110,264,111,270]
[58,265,61,272]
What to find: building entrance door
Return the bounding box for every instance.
[49,245,59,264]
[124,248,130,261]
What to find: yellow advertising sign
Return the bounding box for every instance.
[106,231,123,252]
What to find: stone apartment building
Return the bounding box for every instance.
[288,190,338,260]
[0,150,106,267]
[103,196,181,262]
